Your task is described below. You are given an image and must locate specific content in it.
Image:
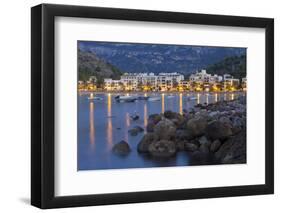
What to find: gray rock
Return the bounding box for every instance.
[209,111,220,119]
[186,117,208,139]
[148,114,162,124]
[146,122,155,132]
[184,142,198,152]
[154,118,176,140]
[164,110,177,119]
[231,126,242,135]
[210,139,221,152]
[148,140,176,158]
[219,116,232,126]
[175,129,192,141]
[232,116,243,128]
[171,115,185,128]
[112,141,131,155]
[198,136,211,146]
[137,133,158,153]
[205,120,233,140]
[146,114,162,133]
[199,143,209,153]
[215,130,246,164]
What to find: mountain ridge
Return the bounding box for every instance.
[79,41,246,75]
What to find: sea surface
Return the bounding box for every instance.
[78,92,244,171]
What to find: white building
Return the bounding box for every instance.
[104,78,123,91]
[223,74,240,88]
[189,70,222,84]
[179,80,189,91]
[121,72,158,90]
[104,72,184,91]
[157,72,184,91]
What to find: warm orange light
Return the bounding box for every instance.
[179,93,183,115]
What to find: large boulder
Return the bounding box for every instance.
[137,133,158,153]
[164,110,177,119]
[215,130,246,164]
[185,117,208,139]
[112,141,131,155]
[219,116,232,127]
[184,142,198,152]
[175,129,193,141]
[232,116,244,128]
[146,114,162,132]
[148,140,176,158]
[199,143,210,153]
[198,136,211,146]
[205,120,232,140]
[154,118,176,140]
[210,139,221,152]
[146,122,155,132]
[148,114,162,124]
[209,111,220,120]
[171,116,186,128]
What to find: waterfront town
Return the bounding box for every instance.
[78,69,247,92]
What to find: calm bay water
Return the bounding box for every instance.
[78,92,243,171]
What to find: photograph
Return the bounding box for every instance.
[30,3,274,209]
[77,41,247,171]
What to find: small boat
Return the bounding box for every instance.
[148,97,161,101]
[88,96,103,101]
[166,95,175,99]
[137,96,150,100]
[187,97,198,101]
[88,94,103,101]
[115,95,137,103]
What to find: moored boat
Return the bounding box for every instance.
[188,97,198,101]
[148,96,161,101]
[88,94,103,101]
[115,95,137,102]
[137,96,150,100]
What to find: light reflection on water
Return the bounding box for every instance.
[179,93,183,115]
[144,103,148,129]
[161,93,165,113]
[107,93,112,149]
[78,92,243,170]
[89,102,95,146]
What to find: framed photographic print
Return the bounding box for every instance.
[31,3,274,209]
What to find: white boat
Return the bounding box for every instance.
[148,97,161,101]
[166,95,175,99]
[88,96,103,101]
[115,95,137,102]
[189,97,198,100]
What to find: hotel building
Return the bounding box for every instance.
[105,72,184,91]
[100,70,246,92]
[223,74,240,89]
[104,78,123,91]
[189,70,223,84]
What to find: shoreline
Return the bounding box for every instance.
[112,96,247,165]
[79,90,246,94]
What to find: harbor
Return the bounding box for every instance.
[78,91,245,170]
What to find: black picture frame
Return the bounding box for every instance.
[31,3,274,209]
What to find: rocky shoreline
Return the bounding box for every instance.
[113,96,246,165]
